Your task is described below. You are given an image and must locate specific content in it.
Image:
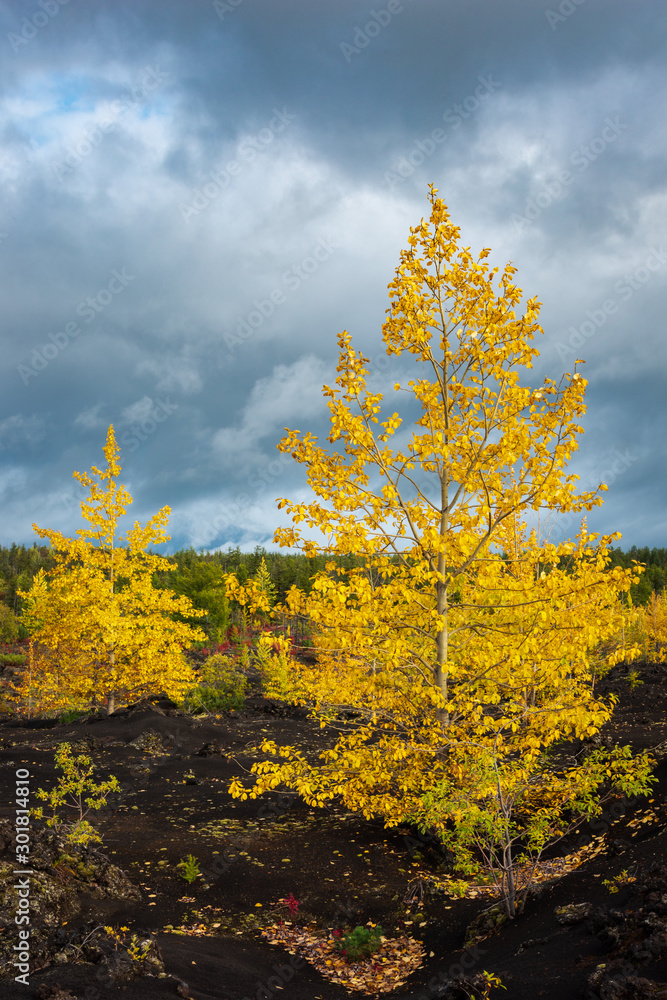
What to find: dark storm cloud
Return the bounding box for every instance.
[0,0,665,550]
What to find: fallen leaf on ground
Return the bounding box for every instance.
[261,922,425,994]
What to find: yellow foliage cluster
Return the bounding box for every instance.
[624,590,667,662]
[32,742,121,845]
[15,427,205,715]
[228,187,654,916]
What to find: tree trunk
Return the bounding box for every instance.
[435,463,449,728]
[107,537,116,716]
[435,577,449,727]
[106,646,116,715]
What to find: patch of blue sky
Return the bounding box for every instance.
[23,70,99,113]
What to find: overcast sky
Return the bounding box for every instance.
[0,0,665,554]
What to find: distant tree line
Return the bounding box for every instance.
[607,546,667,605]
[1,542,664,641]
[0,543,366,643]
[155,545,364,601]
[0,544,55,614]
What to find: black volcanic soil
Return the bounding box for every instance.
[1,660,666,1000]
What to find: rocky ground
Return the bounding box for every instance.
[0,660,666,1000]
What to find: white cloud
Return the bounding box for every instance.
[0,414,47,447]
[211,355,331,469]
[73,403,105,430]
[120,396,156,425]
[135,353,203,394]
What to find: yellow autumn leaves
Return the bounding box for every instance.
[226,186,654,915]
[17,426,205,715]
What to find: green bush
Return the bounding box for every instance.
[181,653,247,714]
[58,708,88,724]
[159,562,230,643]
[334,924,384,963]
[176,854,201,882]
[0,653,27,666]
[0,604,20,643]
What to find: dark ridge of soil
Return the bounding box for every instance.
[0,662,665,1000]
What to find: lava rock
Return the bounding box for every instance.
[194,741,221,756]
[587,969,667,999]
[36,987,78,1000]
[555,901,593,924]
[128,728,165,754]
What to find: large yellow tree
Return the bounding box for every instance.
[18,426,205,715]
[228,188,654,916]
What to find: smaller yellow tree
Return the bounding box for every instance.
[18,426,205,714]
[636,591,667,662]
[32,743,121,846]
[253,557,276,607]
